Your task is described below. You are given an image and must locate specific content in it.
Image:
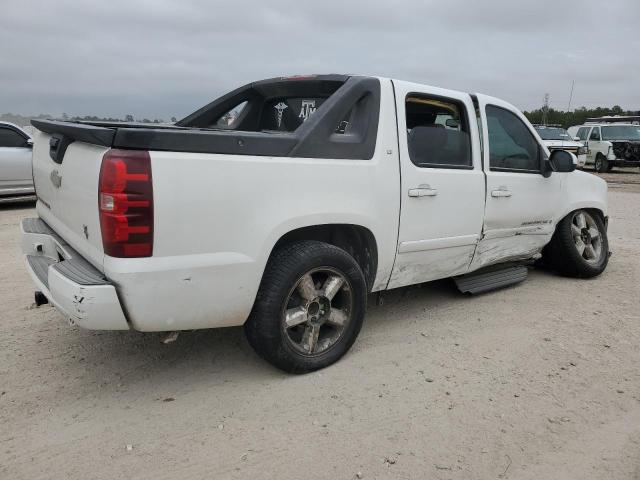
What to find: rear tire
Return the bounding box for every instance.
[594,154,609,173]
[543,210,609,278]
[245,241,367,373]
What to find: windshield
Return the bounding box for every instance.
[535,127,572,141]
[601,125,640,141]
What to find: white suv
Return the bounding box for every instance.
[534,126,587,167]
[572,123,640,172]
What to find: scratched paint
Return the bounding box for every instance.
[470,235,549,270]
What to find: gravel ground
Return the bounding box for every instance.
[589,167,640,193]
[1,173,639,480]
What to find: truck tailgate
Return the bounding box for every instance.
[31,128,110,272]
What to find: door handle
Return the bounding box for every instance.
[408,186,438,197]
[491,189,512,198]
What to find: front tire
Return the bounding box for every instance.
[543,210,609,278]
[245,241,367,373]
[594,154,609,173]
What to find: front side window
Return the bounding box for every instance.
[589,127,601,141]
[577,127,589,141]
[485,105,540,172]
[405,95,472,168]
[0,127,28,148]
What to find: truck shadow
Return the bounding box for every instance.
[40,273,545,396]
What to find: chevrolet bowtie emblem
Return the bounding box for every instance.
[50,169,62,188]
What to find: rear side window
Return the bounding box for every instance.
[405,95,472,168]
[215,101,248,128]
[485,105,540,172]
[577,127,589,141]
[0,127,28,148]
[589,127,601,140]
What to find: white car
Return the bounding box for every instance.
[0,122,34,202]
[534,126,587,167]
[22,75,609,372]
[572,123,640,172]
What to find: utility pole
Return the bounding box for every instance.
[567,80,575,113]
[542,93,550,126]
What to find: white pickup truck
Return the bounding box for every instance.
[23,75,609,372]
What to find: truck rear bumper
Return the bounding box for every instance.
[21,218,130,330]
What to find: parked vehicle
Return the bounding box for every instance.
[0,122,34,202]
[22,75,609,372]
[534,125,587,167]
[572,123,640,172]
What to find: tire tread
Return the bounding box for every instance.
[543,210,608,278]
[245,241,366,373]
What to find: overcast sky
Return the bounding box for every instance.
[1,0,638,119]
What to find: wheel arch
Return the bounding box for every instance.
[269,224,379,292]
[557,170,608,223]
[555,206,607,231]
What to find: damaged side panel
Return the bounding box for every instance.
[470,234,548,270]
[388,246,476,289]
[611,141,640,164]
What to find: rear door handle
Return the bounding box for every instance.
[491,189,512,198]
[408,185,438,197]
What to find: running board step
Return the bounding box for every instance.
[454,265,528,295]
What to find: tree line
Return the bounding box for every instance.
[523,105,639,129]
[0,112,178,127]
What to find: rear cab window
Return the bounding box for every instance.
[172,75,381,160]
[180,76,359,135]
[405,95,472,169]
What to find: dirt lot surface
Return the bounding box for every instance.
[1,171,639,480]
[594,167,640,193]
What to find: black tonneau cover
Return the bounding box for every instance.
[31,119,114,147]
[31,75,381,160]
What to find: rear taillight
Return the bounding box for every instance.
[99,149,153,257]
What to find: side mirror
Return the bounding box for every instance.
[548,149,577,173]
[25,138,34,148]
[573,136,581,141]
[445,118,459,129]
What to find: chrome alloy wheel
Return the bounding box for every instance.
[281,267,353,356]
[571,211,603,264]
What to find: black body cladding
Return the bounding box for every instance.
[31,75,381,160]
